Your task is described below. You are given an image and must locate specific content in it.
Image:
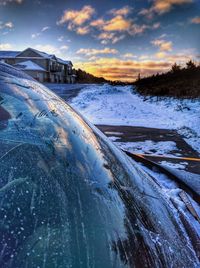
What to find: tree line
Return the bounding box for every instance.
[134,60,200,98]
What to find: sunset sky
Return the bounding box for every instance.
[0,0,200,81]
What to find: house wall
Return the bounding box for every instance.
[0,48,76,84]
[24,70,46,83]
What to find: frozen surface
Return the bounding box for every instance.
[0,63,199,267]
[70,84,200,153]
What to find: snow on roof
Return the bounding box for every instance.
[57,57,72,66]
[23,48,55,59]
[0,51,20,58]
[14,60,46,72]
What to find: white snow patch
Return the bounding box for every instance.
[14,60,46,71]
[160,161,188,170]
[109,140,178,157]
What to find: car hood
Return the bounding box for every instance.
[0,63,199,267]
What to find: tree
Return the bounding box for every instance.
[186,60,196,69]
[171,63,181,73]
[137,73,141,81]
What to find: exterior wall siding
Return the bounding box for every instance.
[0,48,75,84]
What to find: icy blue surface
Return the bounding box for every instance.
[0,63,199,267]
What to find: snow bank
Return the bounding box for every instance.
[70,84,200,153]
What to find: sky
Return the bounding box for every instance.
[0,0,200,81]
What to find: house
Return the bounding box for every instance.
[0,47,76,83]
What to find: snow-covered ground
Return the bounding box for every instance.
[70,84,200,154]
[109,138,179,157]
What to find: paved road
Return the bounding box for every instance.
[97,125,200,175]
[45,83,86,102]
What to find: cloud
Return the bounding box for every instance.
[0,43,12,50]
[97,32,125,44]
[155,51,167,58]
[0,21,14,30]
[151,39,173,51]
[123,53,137,59]
[109,6,133,16]
[58,36,64,42]
[76,47,118,56]
[41,26,50,32]
[31,26,50,38]
[58,5,95,27]
[111,34,126,44]
[152,0,193,14]
[191,17,200,24]
[58,5,160,41]
[33,44,69,59]
[140,0,193,18]
[101,15,132,32]
[166,52,196,62]
[58,5,95,35]
[57,5,160,43]
[92,15,132,33]
[74,57,172,82]
[91,15,160,37]
[90,19,105,27]
[76,26,90,35]
[60,45,68,50]
[4,22,13,28]
[0,0,23,5]
[31,32,41,39]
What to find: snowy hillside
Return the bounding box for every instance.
[70,84,200,153]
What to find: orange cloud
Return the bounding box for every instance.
[140,0,193,18]
[58,5,95,26]
[153,0,193,14]
[191,17,200,24]
[76,26,90,35]
[90,19,105,27]
[74,49,198,82]
[74,57,172,82]
[155,52,167,58]
[91,15,159,37]
[151,39,173,51]
[102,15,132,32]
[109,6,133,16]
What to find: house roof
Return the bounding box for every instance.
[18,48,72,66]
[0,48,72,66]
[14,60,46,72]
[17,48,55,59]
[0,51,20,58]
[57,57,72,66]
